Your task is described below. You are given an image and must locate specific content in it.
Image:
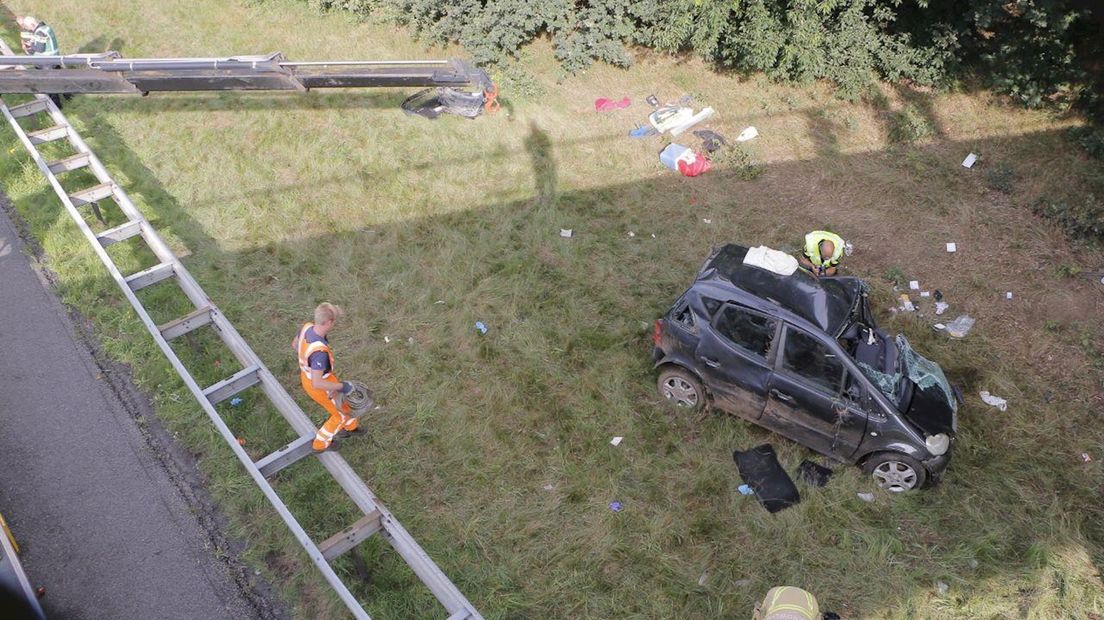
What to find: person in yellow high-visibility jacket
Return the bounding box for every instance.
[798,230,846,277]
[291,302,364,453]
[753,586,820,620]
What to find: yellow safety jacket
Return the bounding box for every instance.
[803,230,845,268]
[755,586,819,620]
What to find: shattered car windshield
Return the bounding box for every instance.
[859,336,956,411]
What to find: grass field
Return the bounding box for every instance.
[2,0,1103,617]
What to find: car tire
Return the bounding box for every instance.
[863,452,927,493]
[657,366,706,413]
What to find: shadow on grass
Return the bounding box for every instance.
[9,92,1104,619]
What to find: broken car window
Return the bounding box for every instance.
[701,296,722,317]
[672,300,695,330]
[781,327,846,394]
[715,305,776,357]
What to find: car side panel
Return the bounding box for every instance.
[695,327,770,420]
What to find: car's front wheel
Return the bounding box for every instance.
[657,366,705,413]
[863,452,926,492]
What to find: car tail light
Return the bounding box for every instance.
[652,319,664,346]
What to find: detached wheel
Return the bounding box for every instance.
[657,367,705,413]
[863,453,926,493]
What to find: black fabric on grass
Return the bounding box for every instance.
[797,460,834,487]
[733,444,800,513]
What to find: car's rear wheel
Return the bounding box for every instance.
[657,366,705,413]
[863,452,926,492]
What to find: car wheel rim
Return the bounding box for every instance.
[872,460,918,492]
[662,377,698,408]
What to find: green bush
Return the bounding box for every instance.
[1034,196,1104,243]
[300,0,1097,114]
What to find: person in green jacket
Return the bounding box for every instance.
[798,230,846,277]
[17,16,59,56]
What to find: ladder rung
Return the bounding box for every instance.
[27,124,68,144]
[318,510,383,562]
[69,182,114,206]
[124,262,174,291]
[158,305,214,340]
[255,436,314,477]
[48,152,91,174]
[203,365,261,405]
[8,99,48,118]
[96,219,142,247]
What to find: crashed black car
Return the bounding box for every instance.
[652,244,959,492]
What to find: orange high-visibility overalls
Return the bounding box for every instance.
[297,322,359,450]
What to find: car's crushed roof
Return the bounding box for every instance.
[701,244,860,335]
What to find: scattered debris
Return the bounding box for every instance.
[934,290,944,301]
[660,143,693,171]
[407,337,415,345]
[1005,291,1013,300]
[669,107,715,136]
[736,126,759,142]
[651,233,656,239]
[692,129,728,153]
[559,228,573,238]
[475,321,488,335]
[796,460,833,487]
[542,483,555,491]
[946,242,957,253]
[230,397,243,407]
[610,436,623,446]
[737,484,755,496]
[1081,452,1093,463]
[384,335,392,343]
[702,218,712,224]
[936,581,950,595]
[434,300,445,304]
[935,301,949,315]
[697,572,709,587]
[595,96,630,112]
[897,293,915,312]
[645,94,659,108]
[857,492,875,502]
[608,500,623,512]
[920,291,931,297]
[979,390,1008,411]
[733,444,800,512]
[627,231,635,237]
[962,153,978,168]
[909,280,920,290]
[945,315,975,338]
[629,125,657,139]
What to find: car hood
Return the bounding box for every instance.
[899,336,957,436]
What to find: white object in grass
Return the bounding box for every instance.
[946,242,957,253]
[560,228,573,238]
[703,218,712,224]
[736,126,759,142]
[920,291,931,297]
[979,390,1008,412]
[909,280,920,290]
[962,153,978,168]
[610,436,623,446]
[1005,291,1013,300]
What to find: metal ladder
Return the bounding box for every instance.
[0,47,482,620]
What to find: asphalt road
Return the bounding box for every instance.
[0,205,271,620]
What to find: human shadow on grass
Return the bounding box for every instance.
[22,94,1104,618]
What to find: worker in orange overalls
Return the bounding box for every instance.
[292,302,364,453]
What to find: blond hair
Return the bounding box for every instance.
[313,302,344,325]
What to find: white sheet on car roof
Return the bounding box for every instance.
[742,245,798,276]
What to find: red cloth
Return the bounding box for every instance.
[678,153,712,177]
[595,97,631,112]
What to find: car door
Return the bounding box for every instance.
[763,324,867,459]
[695,303,779,420]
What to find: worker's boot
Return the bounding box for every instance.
[312,439,342,454]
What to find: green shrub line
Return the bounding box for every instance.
[300,0,1099,112]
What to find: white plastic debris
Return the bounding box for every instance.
[383,336,392,343]
[651,233,656,239]
[946,242,957,253]
[843,241,854,256]
[560,228,573,238]
[703,218,712,224]
[407,337,414,345]
[945,315,975,338]
[1081,452,1092,463]
[857,492,875,503]
[1005,291,1013,300]
[979,390,1008,412]
[736,126,759,142]
[909,280,920,290]
[937,581,950,595]
[542,483,555,491]
[920,291,931,297]
[962,153,978,168]
[628,231,635,237]
[935,301,949,315]
[697,572,708,587]
[610,436,623,446]
[933,323,946,331]
[669,106,716,136]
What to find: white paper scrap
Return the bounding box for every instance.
[962,153,978,168]
[736,126,759,142]
[946,242,957,253]
[702,218,712,224]
[909,280,920,290]
[1005,291,1013,300]
[560,228,573,238]
[610,436,623,446]
[920,291,931,298]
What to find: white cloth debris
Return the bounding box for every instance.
[628,231,635,237]
[610,436,623,446]
[560,228,573,238]
[743,245,799,276]
[945,315,975,338]
[979,390,1008,412]
[962,153,978,168]
[702,218,712,224]
[946,242,957,253]
[736,126,759,142]
[383,336,391,343]
[935,301,949,315]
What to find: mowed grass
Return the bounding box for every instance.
[2,0,1104,617]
